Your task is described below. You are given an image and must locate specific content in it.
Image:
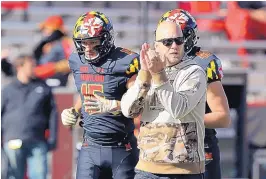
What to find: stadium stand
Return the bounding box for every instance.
[2,1,266,101]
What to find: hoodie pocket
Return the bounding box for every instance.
[138,122,199,164]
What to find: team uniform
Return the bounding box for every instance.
[192,50,224,179]
[68,47,140,179]
[60,11,142,179]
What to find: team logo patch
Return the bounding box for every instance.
[82,14,104,37]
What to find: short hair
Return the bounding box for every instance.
[13,54,33,68]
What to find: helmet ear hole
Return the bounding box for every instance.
[183,27,197,53]
[73,40,84,55]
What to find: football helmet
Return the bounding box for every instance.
[73,11,115,63]
[158,9,198,53]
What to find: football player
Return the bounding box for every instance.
[61,11,139,179]
[158,9,231,179]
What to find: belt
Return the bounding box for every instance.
[83,138,126,147]
[83,132,133,147]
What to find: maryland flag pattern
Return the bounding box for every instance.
[126,57,139,75]
[73,11,112,39]
[195,51,223,84]
[206,59,223,83]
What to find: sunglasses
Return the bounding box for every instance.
[156,37,185,46]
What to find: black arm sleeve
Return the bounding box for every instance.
[1,58,14,76]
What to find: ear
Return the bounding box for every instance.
[154,42,159,49]
[154,42,160,53]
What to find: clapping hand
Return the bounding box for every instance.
[142,43,166,74]
[140,43,150,71]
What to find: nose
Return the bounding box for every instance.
[171,41,179,48]
[83,44,94,51]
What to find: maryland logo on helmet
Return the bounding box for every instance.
[73,11,113,39]
[158,9,197,31]
[158,9,198,53]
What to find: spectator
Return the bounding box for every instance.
[33,15,73,87]
[1,54,58,179]
[225,1,266,57]
[1,148,9,179]
[1,48,71,87]
[237,1,266,38]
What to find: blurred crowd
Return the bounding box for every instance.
[1,14,73,88]
[1,1,266,87]
[180,1,266,64]
[1,13,73,179]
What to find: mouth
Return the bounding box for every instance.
[170,52,179,56]
[86,52,96,56]
[84,52,100,61]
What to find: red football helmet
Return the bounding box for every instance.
[73,11,115,63]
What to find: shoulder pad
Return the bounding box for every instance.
[68,52,80,71]
[194,50,223,83]
[194,51,214,70]
[115,47,139,61]
[113,47,140,75]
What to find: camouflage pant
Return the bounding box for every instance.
[135,169,204,179]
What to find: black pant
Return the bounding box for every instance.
[205,135,221,179]
[76,135,139,179]
[1,148,9,179]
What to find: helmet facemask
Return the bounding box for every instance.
[73,30,114,64]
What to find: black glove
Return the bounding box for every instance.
[44,30,65,43]
[33,40,47,62]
